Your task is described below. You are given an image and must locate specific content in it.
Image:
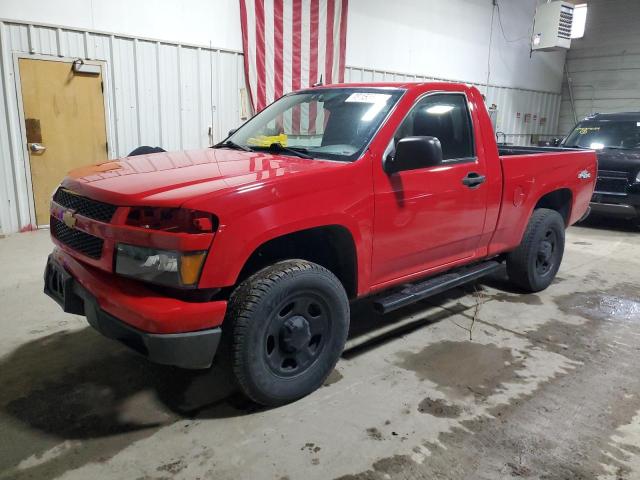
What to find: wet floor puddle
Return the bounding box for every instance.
[396,341,525,398]
[555,283,640,323]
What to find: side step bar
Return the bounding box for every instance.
[372,260,503,314]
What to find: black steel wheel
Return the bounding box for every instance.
[263,292,331,377]
[225,260,349,406]
[507,208,565,292]
[535,228,558,276]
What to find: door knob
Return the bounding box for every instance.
[29,143,46,153]
[462,172,486,187]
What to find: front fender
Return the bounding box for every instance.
[194,160,374,294]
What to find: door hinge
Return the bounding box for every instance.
[100,81,104,93]
[105,141,109,153]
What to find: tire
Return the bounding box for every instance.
[127,146,166,156]
[225,260,349,406]
[506,208,565,293]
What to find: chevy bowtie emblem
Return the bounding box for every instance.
[578,170,591,180]
[62,210,77,229]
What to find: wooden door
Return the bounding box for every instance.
[18,58,108,226]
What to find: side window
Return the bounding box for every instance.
[394,93,474,161]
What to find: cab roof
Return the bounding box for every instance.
[583,111,640,122]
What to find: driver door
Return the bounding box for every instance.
[371,92,489,287]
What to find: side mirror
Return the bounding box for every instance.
[384,136,443,174]
[228,128,238,137]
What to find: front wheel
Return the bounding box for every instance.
[506,208,566,292]
[225,260,349,406]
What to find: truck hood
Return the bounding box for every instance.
[596,148,640,180]
[61,148,344,206]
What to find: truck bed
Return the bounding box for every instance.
[498,145,583,156]
[488,147,596,257]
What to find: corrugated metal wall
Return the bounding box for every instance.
[0,19,248,235]
[345,66,563,148]
[0,19,563,235]
[559,0,640,135]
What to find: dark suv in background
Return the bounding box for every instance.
[563,112,640,226]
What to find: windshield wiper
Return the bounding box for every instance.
[563,144,588,149]
[212,140,253,152]
[254,143,313,159]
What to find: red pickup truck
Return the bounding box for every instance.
[45,82,596,405]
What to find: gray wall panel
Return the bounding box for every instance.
[559,0,640,134]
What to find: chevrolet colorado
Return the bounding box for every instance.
[45,82,596,406]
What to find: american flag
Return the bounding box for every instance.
[239,0,349,133]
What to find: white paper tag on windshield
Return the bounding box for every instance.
[346,93,391,103]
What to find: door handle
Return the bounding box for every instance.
[29,143,46,153]
[462,172,486,188]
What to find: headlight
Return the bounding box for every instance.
[636,171,640,183]
[115,243,207,288]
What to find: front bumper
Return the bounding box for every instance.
[590,191,640,219]
[44,250,226,369]
[589,202,638,218]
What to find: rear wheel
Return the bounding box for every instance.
[506,208,565,292]
[225,260,349,406]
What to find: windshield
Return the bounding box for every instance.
[226,88,404,161]
[564,119,640,150]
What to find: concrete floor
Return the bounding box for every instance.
[0,218,639,480]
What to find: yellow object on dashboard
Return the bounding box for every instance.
[247,133,288,147]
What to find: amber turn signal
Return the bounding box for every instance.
[180,252,208,286]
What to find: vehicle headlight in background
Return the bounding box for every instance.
[115,243,207,288]
[636,171,640,183]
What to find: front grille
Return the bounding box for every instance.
[50,217,104,259]
[53,188,117,223]
[595,170,628,195]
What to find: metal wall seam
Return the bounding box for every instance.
[155,41,163,148]
[107,34,120,156]
[0,21,19,234]
[133,38,142,147]
[176,44,183,151]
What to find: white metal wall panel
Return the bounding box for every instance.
[158,43,181,151]
[0,19,248,234]
[59,29,84,58]
[135,40,161,147]
[111,37,139,155]
[180,47,201,150]
[198,49,215,148]
[345,66,563,147]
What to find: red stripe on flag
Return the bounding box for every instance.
[255,0,266,111]
[338,0,348,83]
[292,0,302,133]
[273,0,284,101]
[238,0,255,113]
[308,0,320,135]
[325,0,335,84]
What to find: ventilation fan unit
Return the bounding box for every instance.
[531,1,574,51]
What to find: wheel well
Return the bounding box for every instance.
[237,226,358,298]
[534,189,572,225]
